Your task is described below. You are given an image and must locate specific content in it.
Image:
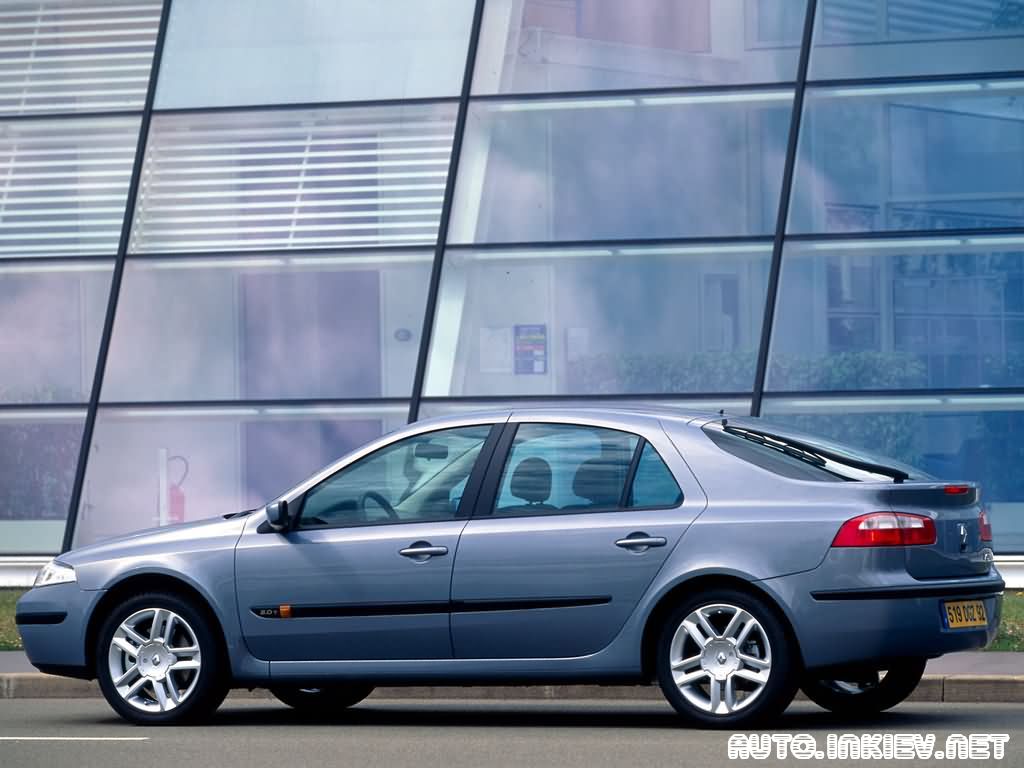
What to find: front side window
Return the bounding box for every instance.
[494,423,639,516]
[298,425,493,528]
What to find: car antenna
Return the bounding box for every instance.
[719,408,727,427]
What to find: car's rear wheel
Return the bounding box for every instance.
[656,588,798,728]
[801,658,927,716]
[96,592,228,725]
[269,684,374,713]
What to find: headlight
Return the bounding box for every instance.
[34,560,76,588]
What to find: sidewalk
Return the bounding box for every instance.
[2,650,1023,703]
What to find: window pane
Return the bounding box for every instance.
[789,80,1024,234]
[0,409,84,554]
[156,0,474,109]
[449,91,792,244]
[495,423,638,515]
[473,0,802,94]
[102,252,430,401]
[73,403,408,547]
[761,394,1024,554]
[629,442,683,507]
[131,103,457,254]
[0,0,161,116]
[0,261,111,403]
[299,425,491,528]
[769,235,1024,391]
[810,0,1024,79]
[424,243,771,396]
[0,116,139,257]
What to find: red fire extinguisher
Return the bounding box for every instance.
[167,455,188,525]
[158,449,189,527]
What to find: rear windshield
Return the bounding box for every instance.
[702,421,934,483]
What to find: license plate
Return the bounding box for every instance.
[944,599,988,629]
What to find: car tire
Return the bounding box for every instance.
[269,684,374,713]
[801,658,927,716]
[656,588,799,728]
[96,591,228,725]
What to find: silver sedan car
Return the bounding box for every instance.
[17,408,1003,727]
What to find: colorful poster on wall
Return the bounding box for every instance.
[514,324,548,374]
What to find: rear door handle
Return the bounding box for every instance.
[399,541,449,560]
[615,533,667,551]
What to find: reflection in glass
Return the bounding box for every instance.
[768,235,1024,391]
[0,0,161,116]
[473,0,803,94]
[73,403,409,547]
[424,243,771,396]
[0,261,111,403]
[131,103,458,253]
[156,0,473,109]
[449,92,792,243]
[810,0,1024,79]
[761,394,1024,553]
[0,116,140,257]
[788,80,1024,234]
[102,252,431,402]
[0,409,84,553]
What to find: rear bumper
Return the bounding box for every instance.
[762,562,1003,672]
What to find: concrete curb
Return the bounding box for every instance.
[2,673,1024,703]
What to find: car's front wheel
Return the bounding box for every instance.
[96,592,228,725]
[269,684,374,713]
[801,658,927,716]
[656,588,798,728]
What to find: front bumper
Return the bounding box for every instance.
[15,583,105,678]
[762,561,1003,672]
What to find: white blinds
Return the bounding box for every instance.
[131,103,458,253]
[0,1,161,115]
[0,115,140,256]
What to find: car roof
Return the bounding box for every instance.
[410,404,727,431]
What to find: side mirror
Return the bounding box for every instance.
[265,499,290,531]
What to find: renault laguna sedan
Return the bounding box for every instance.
[17,408,1002,727]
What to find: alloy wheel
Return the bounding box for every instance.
[107,607,202,713]
[668,602,772,715]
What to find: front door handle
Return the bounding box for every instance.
[399,541,449,561]
[615,533,667,552]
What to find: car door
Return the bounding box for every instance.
[450,415,706,659]
[235,422,500,661]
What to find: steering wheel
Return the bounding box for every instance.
[359,490,399,521]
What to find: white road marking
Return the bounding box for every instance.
[0,736,149,741]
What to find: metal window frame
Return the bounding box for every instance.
[61,0,172,553]
[38,0,1024,556]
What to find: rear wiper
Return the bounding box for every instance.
[723,426,909,483]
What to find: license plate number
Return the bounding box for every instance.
[944,599,987,629]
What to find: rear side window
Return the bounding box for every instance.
[628,442,683,508]
[494,423,638,516]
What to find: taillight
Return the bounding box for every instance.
[980,508,993,542]
[944,484,970,495]
[832,512,936,547]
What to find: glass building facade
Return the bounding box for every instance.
[2,0,1024,556]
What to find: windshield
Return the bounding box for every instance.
[703,418,934,483]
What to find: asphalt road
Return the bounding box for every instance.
[0,698,1021,768]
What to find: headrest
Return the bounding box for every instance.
[572,457,623,507]
[510,456,552,504]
